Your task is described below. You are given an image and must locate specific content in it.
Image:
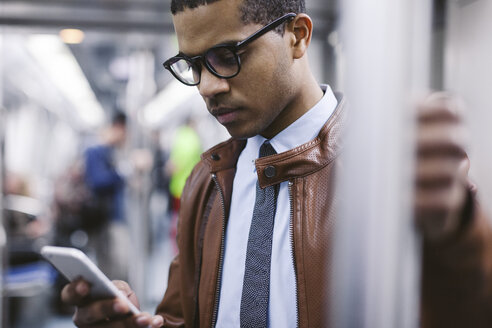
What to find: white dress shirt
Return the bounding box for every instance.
[215,85,338,327]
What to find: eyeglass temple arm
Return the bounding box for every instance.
[235,13,297,49]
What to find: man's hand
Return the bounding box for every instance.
[415,93,470,241]
[61,279,164,328]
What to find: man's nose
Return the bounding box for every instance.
[198,68,230,98]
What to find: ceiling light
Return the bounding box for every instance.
[59,29,85,44]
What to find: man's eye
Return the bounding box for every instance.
[207,48,237,65]
[219,54,237,65]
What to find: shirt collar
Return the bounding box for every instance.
[247,84,338,157]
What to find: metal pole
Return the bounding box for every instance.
[331,0,432,327]
[126,49,155,305]
[0,30,6,328]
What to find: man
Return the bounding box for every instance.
[61,0,492,327]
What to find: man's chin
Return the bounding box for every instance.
[225,128,257,140]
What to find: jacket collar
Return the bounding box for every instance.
[202,92,346,187]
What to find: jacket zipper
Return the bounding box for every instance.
[210,173,227,328]
[289,180,300,328]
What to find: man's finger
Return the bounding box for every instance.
[416,157,463,189]
[76,314,135,328]
[417,123,466,158]
[73,298,131,327]
[149,315,164,328]
[112,280,140,309]
[418,92,465,123]
[415,184,465,213]
[61,279,91,306]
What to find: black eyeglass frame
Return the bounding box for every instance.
[163,13,297,86]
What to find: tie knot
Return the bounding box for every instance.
[259,141,277,158]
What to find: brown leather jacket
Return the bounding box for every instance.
[156,93,492,327]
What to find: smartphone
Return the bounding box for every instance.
[41,246,140,315]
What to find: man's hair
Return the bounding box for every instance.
[111,112,127,126]
[171,0,305,30]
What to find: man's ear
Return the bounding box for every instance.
[286,14,313,59]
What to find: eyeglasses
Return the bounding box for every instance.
[163,13,297,86]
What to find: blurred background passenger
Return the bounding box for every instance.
[166,117,201,253]
[83,112,129,281]
[3,171,54,326]
[148,130,171,251]
[3,171,51,245]
[52,160,90,250]
[51,159,89,313]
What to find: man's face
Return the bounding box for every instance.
[172,0,297,139]
[111,123,127,147]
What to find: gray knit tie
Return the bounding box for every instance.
[240,140,278,328]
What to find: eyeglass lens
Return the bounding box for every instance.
[205,47,239,77]
[170,47,240,85]
[171,60,196,84]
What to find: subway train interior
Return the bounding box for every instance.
[1,0,492,327]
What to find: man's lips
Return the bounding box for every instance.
[211,108,238,125]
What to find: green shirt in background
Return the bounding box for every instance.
[169,125,202,198]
